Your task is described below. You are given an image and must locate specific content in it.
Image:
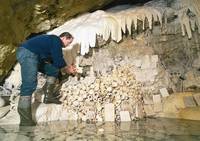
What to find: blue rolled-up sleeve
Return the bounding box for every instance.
[50,38,67,68]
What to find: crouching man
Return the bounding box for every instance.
[16,32,76,126]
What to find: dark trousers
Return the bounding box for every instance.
[16,47,59,96]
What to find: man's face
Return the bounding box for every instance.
[62,37,73,47]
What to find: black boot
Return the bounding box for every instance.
[18,96,36,126]
[43,76,62,104]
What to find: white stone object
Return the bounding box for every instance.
[133,59,142,68]
[151,55,158,68]
[0,97,5,108]
[120,111,131,122]
[104,103,115,121]
[151,55,158,63]
[141,55,151,69]
[160,88,169,97]
[153,95,161,104]
[98,128,104,132]
[0,105,10,119]
[3,64,21,90]
[135,104,144,118]
[96,115,103,122]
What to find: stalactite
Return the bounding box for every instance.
[178,9,192,39]
[48,0,200,55]
[175,0,200,38]
[48,5,163,55]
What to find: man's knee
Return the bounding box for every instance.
[20,82,37,96]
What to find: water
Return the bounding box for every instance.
[0,118,200,141]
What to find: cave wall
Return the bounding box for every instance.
[1,0,200,85]
[0,0,114,83]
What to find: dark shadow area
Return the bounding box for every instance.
[102,0,152,10]
[25,31,46,40]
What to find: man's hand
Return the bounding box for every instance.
[65,65,77,74]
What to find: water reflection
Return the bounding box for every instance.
[0,118,200,141]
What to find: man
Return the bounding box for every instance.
[16,32,76,126]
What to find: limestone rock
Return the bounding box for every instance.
[0,109,20,125]
[160,92,200,120]
[0,105,10,119]
[120,111,131,122]
[178,107,200,120]
[184,71,200,90]
[160,88,169,98]
[153,95,162,104]
[104,103,115,121]
[162,93,191,114]
[0,97,5,108]
[193,93,200,106]
[183,96,197,107]
[135,103,145,119]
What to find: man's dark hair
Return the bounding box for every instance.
[59,32,73,39]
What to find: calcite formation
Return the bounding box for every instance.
[49,0,200,55]
[49,5,163,55]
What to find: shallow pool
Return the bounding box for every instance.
[0,118,200,141]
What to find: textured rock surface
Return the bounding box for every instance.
[158,92,200,120]
[0,0,114,82]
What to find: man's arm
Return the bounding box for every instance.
[50,37,67,68]
[64,64,77,74]
[51,36,76,74]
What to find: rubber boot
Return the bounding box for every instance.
[43,76,62,104]
[18,96,36,126]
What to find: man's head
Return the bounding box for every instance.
[59,32,73,47]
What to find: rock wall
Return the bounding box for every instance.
[146,23,200,92]
[1,32,200,124]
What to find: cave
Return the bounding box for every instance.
[0,0,200,140]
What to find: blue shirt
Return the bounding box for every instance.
[21,34,67,68]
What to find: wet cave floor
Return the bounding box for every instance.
[0,118,200,141]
